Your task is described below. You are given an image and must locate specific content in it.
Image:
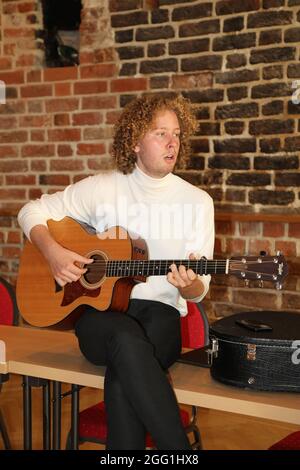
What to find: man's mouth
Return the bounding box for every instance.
[164,154,176,161]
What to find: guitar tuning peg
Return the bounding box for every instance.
[260,250,267,256]
[244,279,250,287]
[258,280,264,288]
[276,282,283,290]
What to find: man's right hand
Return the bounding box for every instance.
[29,224,93,287]
[44,243,93,287]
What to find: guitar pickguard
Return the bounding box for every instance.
[61,280,100,307]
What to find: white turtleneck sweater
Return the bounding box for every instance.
[18,165,215,315]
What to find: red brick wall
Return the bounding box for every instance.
[0,0,299,318]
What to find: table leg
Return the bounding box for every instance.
[70,384,80,450]
[22,375,32,450]
[43,380,51,450]
[52,381,62,450]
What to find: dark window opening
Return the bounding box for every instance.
[41,0,82,68]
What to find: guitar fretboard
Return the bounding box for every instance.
[103,259,229,277]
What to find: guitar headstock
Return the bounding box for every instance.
[228,252,288,289]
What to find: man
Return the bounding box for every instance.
[18,94,214,449]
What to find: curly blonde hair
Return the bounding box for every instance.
[111,94,198,174]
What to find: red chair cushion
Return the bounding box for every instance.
[180,302,205,349]
[269,431,300,450]
[78,401,190,448]
[0,283,14,325]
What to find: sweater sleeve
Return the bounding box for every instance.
[18,175,99,241]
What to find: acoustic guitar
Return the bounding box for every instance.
[16,217,288,328]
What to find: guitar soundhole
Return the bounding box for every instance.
[82,253,106,287]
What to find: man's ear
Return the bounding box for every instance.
[134,144,140,154]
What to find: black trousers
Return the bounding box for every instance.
[75,298,191,450]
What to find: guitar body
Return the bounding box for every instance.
[17,218,148,327]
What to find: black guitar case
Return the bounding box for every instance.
[209,311,300,392]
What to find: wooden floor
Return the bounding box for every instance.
[1,374,299,450]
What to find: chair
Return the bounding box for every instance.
[66,301,208,450]
[0,276,19,449]
[268,431,300,450]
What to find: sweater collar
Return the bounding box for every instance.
[130,163,173,189]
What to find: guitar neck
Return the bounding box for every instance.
[104,259,229,277]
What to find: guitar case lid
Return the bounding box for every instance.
[209,311,300,392]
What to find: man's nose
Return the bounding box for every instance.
[167,134,178,146]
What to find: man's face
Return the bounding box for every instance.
[134,109,181,178]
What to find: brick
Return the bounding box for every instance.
[30,160,47,171]
[225,238,246,254]
[179,19,219,37]
[19,115,52,127]
[169,38,209,55]
[74,81,107,95]
[82,96,117,111]
[249,119,294,135]
[227,173,271,186]
[209,155,249,170]
[249,190,295,205]
[227,87,248,101]
[55,83,72,96]
[251,82,291,99]
[214,138,256,153]
[0,189,26,200]
[109,0,141,11]
[172,3,212,21]
[232,290,277,309]
[224,17,244,32]
[39,175,71,186]
[287,64,300,78]
[140,59,177,74]
[0,145,18,158]
[0,131,27,144]
[136,25,174,41]
[0,70,24,84]
[275,173,300,186]
[239,222,261,237]
[150,75,169,89]
[115,29,134,43]
[45,98,79,113]
[6,231,21,244]
[6,175,35,185]
[0,116,17,129]
[77,143,106,155]
[224,121,244,135]
[262,100,283,116]
[50,160,84,172]
[226,54,246,69]
[213,33,255,51]
[0,160,28,173]
[190,139,209,153]
[20,84,53,98]
[216,0,259,14]
[181,55,222,72]
[120,63,137,76]
[187,156,205,170]
[57,145,74,157]
[43,67,78,82]
[215,220,236,235]
[216,69,258,84]
[282,293,300,310]
[148,44,165,57]
[263,222,285,238]
[225,189,246,202]
[260,138,281,153]
[263,0,284,7]
[0,101,26,115]
[48,129,81,142]
[117,46,144,60]
[289,223,300,237]
[151,9,169,23]
[111,77,147,92]
[183,89,224,103]
[21,144,55,158]
[31,130,45,142]
[263,65,283,80]
[72,112,103,126]
[216,103,258,120]
[275,241,297,257]
[259,29,282,45]
[111,11,148,28]
[254,156,299,170]
[247,11,292,28]
[80,64,117,79]
[250,47,295,64]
